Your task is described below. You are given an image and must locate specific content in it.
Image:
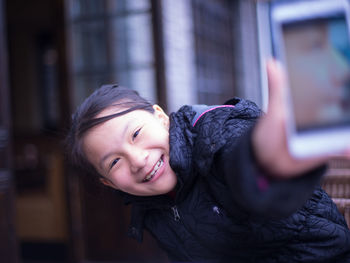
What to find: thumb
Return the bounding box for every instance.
[266,59,287,114]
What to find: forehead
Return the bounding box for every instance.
[87,106,156,140]
[82,108,145,165]
[91,107,150,134]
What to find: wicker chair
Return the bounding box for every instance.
[322,159,350,228]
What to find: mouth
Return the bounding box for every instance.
[142,155,164,183]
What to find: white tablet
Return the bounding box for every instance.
[270,0,350,158]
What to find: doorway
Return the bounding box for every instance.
[5,0,69,261]
[5,0,169,262]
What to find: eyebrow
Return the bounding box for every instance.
[98,119,133,171]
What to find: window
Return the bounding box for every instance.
[192,0,236,105]
[66,0,156,107]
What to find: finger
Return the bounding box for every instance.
[266,59,286,114]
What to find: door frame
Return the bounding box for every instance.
[0,0,19,262]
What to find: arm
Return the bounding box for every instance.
[252,60,331,177]
[216,60,330,219]
[216,125,326,219]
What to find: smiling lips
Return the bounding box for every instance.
[142,155,164,183]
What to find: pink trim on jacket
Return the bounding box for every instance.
[192,105,235,127]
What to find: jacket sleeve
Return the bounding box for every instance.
[215,124,326,219]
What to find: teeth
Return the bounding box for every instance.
[143,158,163,182]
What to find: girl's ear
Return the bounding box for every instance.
[152,104,169,129]
[99,177,119,190]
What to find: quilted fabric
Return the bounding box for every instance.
[124,97,350,263]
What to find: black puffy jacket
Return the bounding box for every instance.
[123,98,350,263]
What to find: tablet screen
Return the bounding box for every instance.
[282,14,350,131]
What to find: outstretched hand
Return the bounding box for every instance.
[252,59,345,178]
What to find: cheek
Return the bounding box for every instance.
[109,169,131,190]
[146,125,169,149]
[158,128,170,145]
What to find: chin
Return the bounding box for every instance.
[157,180,177,195]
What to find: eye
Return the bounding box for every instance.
[132,128,141,141]
[110,158,120,169]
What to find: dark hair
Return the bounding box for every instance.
[66,84,154,175]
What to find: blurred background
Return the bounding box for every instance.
[0,0,349,262]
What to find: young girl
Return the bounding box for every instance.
[67,60,350,262]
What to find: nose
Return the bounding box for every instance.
[127,146,149,173]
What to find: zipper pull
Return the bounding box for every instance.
[171,206,180,221]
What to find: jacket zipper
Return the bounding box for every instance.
[171,205,181,221]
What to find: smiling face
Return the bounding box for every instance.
[82,105,177,196]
